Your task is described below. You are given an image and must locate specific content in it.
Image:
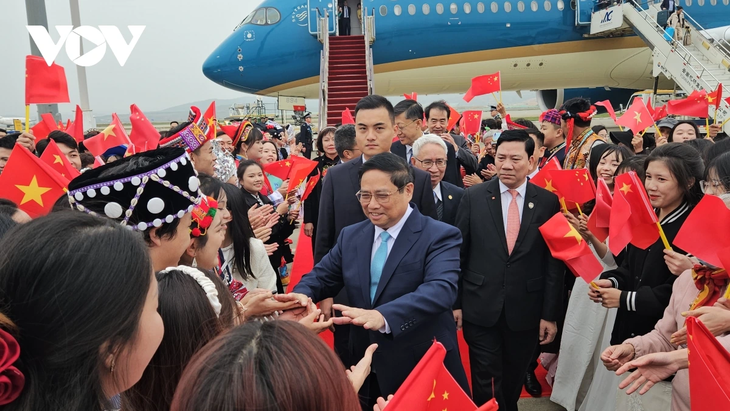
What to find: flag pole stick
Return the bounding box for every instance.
[575,202,584,217]
[653,124,662,136]
[706,117,710,132]
[723,117,730,128]
[560,198,569,214]
[25,105,30,133]
[499,89,503,104]
[491,93,499,104]
[724,285,730,300]
[656,221,672,251]
[618,125,624,131]
[714,107,718,125]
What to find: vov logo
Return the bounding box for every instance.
[26,25,145,67]
[601,10,614,24]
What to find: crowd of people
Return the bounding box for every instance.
[0,93,729,411]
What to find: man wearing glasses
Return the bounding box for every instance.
[391,99,468,187]
[293,152,469,407]
[424,100,478,177]
[411,134,464,226]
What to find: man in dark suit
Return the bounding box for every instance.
[455,129,564,411]
[314,95,437,368]
[410,134,464,226]
[339,1,351,35]
[297,114,314,158]
[424,100,478,176]
[391,99,465,188]
[294,152,469,406]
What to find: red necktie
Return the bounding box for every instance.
[506,189,520,254]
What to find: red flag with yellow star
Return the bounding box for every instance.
[263,159,295,181]
[531,156,562,186]
[608,171,659,255]
[616,98,655,134]
[382,341,476,411]
[707,84,723,109]
[463,72,501,103]
[203,101,217,139]
[0,145,69,218]
[540,212,602,284]
[25,55,70,105]
[667,89,710,118]
[39,139,80,180]
[300,172,321,202]
[686,317,730,411]
[129,104,160,151]
[84,116,132,157]
[462,110,483,136]
[549,168,596,204]
[288,157,319,191]
[446,104,461,134]
[587,178,613,243]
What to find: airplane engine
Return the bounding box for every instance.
[536,88,638,112]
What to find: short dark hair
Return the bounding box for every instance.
[334,124,357,158]
[394,99,424,121]
[707,151,730,192]
[49,130,78,151]
[706,138,730,164]
[684,138,713,164]
[236,159,263,182]
[170,121,179,126]
[588,143,634,183]
[668,121,702,143]
[0,134,18,150]
[424,101,451,120]
[358,152,414,189]
[617,154,648,182]
[560,97,593,128]
[496,129,535,157]
[354,95,395,124]
[524,128,545,148]
[0,214,16,240]
[79,152,95,168]
[645,142,704,207]
[0,198,18,210]
[592,125,607,135]
[316,127,336,154]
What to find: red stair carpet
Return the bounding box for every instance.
[326,35,369,125]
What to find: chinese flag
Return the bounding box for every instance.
[616,98,655,134]
[608,171,659,255]
[384,341,476,411]
[652,104,668,121]
[31,113,59,139]
[129,104,160,152]
[404,92,417,101]
[549,168,596,204]
[84,117,132,157]
[707,83,723,109]
[0,145,69,218]
[595,100,618,122]
[539,212,603,285]
[288,157,319,190]
[67,105,84,143]
[587,178,613,243]
[25,55,70,105]
[446,104,461,133]
[342,108,355,125]
[686,317,730,411]
[300,172,321,202]
[463,72,501,103]
[667,89,710,118]
[462,110,483,136]
[531,156,562,187]
[39,139,80,180]
[203,101,217,139]
[263,159,294,181]
[673,195,730,269]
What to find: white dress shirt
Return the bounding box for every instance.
[499,179,527,235]
[371,205,414,334]
[527,167,540,181]
[433,183,443,202]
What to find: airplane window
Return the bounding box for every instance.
[252,8,267,25]
[450,2,458,12]
[698,0,704,5]
[465,2,472,13]
[491,1,499,12]
[394,4,402,15]
[423,3,431,13]
[710,0,716,5]
[241,10,256,26]
[518,1,525,11]
[557,0,565,10]
[684,0,691,5]
[544,0,552,10]
[437,3,445,13]
[266,8,281,24]
[380,5,388,15]
[478,1,486,12]
[531,1,539,10]
[409,4,417,14]
[723,0,728,6]
[504,1,512,12]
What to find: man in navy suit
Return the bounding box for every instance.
[411,134,464,226]
[294,153,469,406]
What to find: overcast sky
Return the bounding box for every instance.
[0,0,259,119]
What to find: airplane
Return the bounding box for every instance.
[202,0,730,110]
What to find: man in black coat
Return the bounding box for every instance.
[297,114,314,159]
[424,100,478,176]
[455,129,564,411]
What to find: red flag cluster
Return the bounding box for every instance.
[686,317,730,410]
[539,213,603,284]
[674,195,730,270]
[608,171,659,255]
[616,98,655,134]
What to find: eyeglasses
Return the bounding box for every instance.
[414,158,447,169]
[700,179,727,194]
[356,186,406,204]
[396,119,418,130]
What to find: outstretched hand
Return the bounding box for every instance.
[332,304,385,331]
[346,343,378,392]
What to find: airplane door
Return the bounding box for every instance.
[308,0,337,35]
[575,0,593,26]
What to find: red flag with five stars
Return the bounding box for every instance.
[263,159,295,181]
[686,317,730,411]
[25,55,70,105]
[463,72,501,103]
[342,108,355,125]
[595,100,618,122]
[608,171,659,255]
[462,110,483,136]
[652,104,668,121]
[539,212,603,284]
[616,98,655,134]
[39,139,80,180]
[549,168,596,204]
[382,341,476,411]
[288,157,319,191]
[84,115,132,157]
[446,104,461,133]
[203,101,217,139]
[129,104,160,152]
[300,171,321,202]
[707,84,723,109]
[667,89,710,118]
[0,145,69,218]
[587,178,613,243]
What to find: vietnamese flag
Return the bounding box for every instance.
[667,89,710,118]
[686,317,730,411]
[129,104,160,151]
[300,172,321,202]
[446,104,461,133]
[0,145,69,218]
[463,72,501,103]
[31,113,60,139]
[383,341,476,411]
[608,171,659,255]
[549,168,596,204]
[595,100,618,122]
[673,195,730,269]
[462,110,482,136]
[39,139,80,180]
[84,118,132,157]
[539,212,603,284]
[263,159,294,181]
[616,98,655,134]
[707,83,723,109]
[531,156,562,189]
[67,105,84,143]
[342,108,355,125]
[203,101,217,139]
[587,178,613,243]
[25,55,70,105]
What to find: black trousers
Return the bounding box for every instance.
[463,312,539,411]
[339,17,350,35]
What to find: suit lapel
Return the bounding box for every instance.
[514,183,538,250]
[440,183,454,222]
[348,157,363,194]
[357,223,375,307]
[485,179,509,255]
[392,142,407,161]
[373,209,422,304]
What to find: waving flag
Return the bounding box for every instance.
[463,72,501,103]
[25,55,70,104]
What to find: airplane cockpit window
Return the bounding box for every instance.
[266,8,281,24]
[252,8,267,24]
[237,7,281,27]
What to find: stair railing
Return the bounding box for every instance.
[317,8,330,130]
[682,12,730,65]
[363,8,376,95]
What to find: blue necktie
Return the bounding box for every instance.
[370,231,391,302]
[407,147,413,163]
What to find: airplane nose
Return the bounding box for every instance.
[202,35,260,94]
